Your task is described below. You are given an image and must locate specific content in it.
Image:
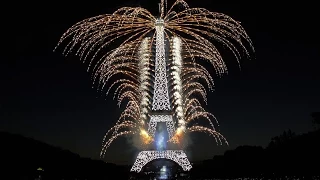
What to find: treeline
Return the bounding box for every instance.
[190,129,320,178]
[0,132,130,180]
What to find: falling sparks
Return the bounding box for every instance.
[55,0,253,157]
[140,129,153,144]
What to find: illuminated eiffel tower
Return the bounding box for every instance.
[130,3,192,173]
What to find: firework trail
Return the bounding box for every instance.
[55,0,254,157]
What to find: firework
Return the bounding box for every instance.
[55,0,254,158]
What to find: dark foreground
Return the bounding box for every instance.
[129,175,320,180]
[1,129,320,179]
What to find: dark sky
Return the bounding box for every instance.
[1,1,319,164]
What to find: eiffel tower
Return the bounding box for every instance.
[56,0,253,174]
[130,3,192,173]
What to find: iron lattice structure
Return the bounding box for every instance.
[131,150,192,172]
[131,18,192,172]
[148,115,175,139]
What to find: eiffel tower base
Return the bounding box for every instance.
[130,150,192,172]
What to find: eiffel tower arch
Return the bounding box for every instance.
[131,17,192,173]
[131,150,192,172]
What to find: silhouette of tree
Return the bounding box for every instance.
[268,129,295,148]
[0,132,130,180]
[191,128,320,178]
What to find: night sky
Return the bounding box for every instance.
[1,1,319,164]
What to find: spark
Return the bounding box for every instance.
[140,129,153,145]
